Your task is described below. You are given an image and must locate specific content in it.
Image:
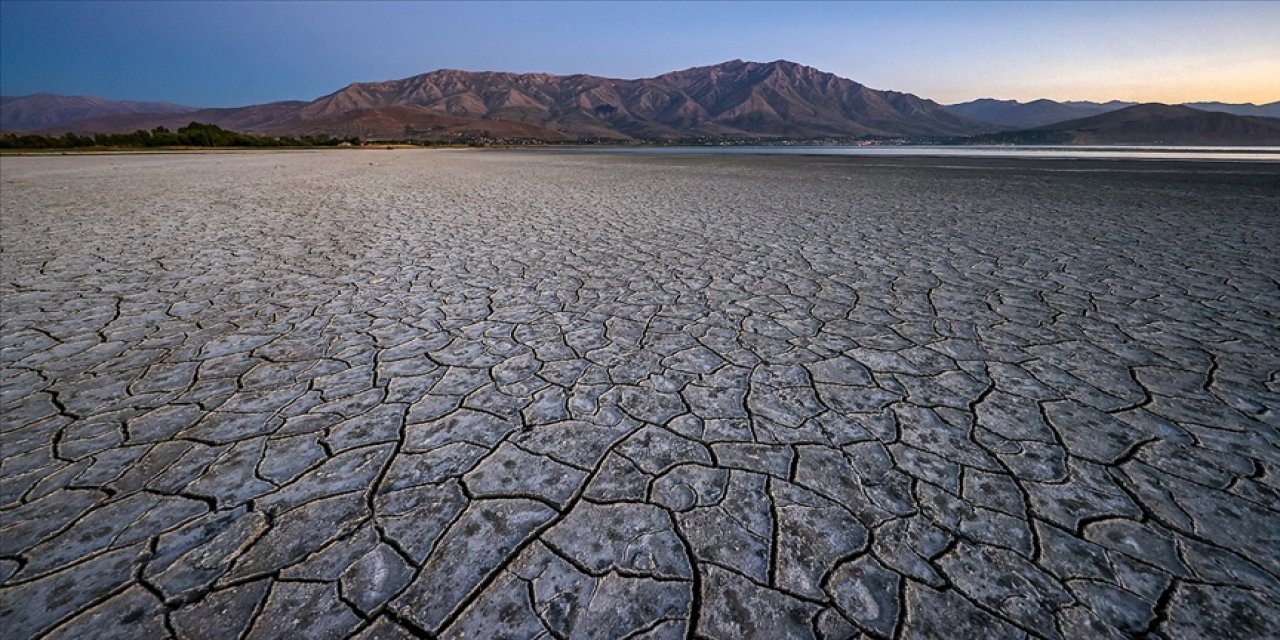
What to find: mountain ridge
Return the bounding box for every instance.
[946,97,1280,129]
[0,93,197,131]
[295,59,986,139]
[12,60,992,140]
[959,103,1280,145]
[5,61,1278,145]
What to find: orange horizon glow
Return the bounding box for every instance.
[931,56,1280,106]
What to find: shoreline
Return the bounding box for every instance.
[5,143,1277,163]
[0,145,472,156]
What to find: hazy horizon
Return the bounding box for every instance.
[2,1,1277,108]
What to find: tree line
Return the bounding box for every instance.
[0,122,360,149]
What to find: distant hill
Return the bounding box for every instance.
[0,93,196,131]
[947,98,1280,130]
[1183,101,1280,119]
[28,60,989,141]
[945,99,1131,129]
[961,104,1280,145]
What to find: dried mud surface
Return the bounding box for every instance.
[1,150,1278,639]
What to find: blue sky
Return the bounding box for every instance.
[2,1,1277,107]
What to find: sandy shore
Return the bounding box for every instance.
[1,150,1278,638]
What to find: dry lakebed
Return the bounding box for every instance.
[1,150,1278,639]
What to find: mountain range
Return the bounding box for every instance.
[948,97,1280,129]
[4,60,980,140]
[3,60,1278,145]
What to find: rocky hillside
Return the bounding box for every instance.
[27,60,988,140]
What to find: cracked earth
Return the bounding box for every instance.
[0,150,1277,639]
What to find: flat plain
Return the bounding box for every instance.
[1,150,1278,639]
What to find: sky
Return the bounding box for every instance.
[1,1,1277,107]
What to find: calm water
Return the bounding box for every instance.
[546,145,1280,162]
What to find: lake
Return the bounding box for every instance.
[540,144,1280,162]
